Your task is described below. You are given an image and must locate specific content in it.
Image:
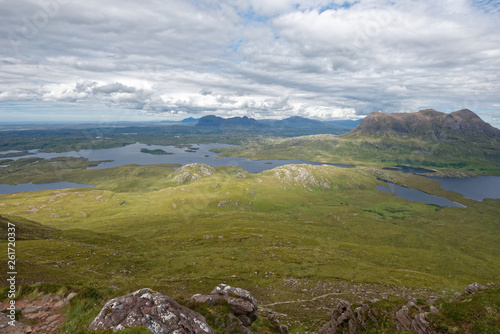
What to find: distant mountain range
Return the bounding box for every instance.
[193,115,359,130]
[350,109,500,141]
[196,115,266,128]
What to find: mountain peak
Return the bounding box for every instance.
[450,109,481,119]
[351,109,500,140]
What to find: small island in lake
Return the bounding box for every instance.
[140,148,173,155]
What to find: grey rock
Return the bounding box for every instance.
[89,288,213,334]
[395,306,412,331]
[411,313,434,334]
[319,300,374,334]
[259,308,275,322]
[278,324,289,334]
[0,312,30,334]
[464,282,487,295]
[192,284,258,327]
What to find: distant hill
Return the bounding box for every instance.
[179,117,199,123]
[326,119,362,129]
[259,116,345,129]
[260,116,326,128]
[350,109,500,141]
[196,115,266,128]
[195,115,355,135]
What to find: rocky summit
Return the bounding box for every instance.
[350,109,500,140]
[88,288,213,334]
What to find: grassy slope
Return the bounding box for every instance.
[1,162,499,332]
[216,134,500,176]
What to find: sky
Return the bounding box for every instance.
[0,0,500,126]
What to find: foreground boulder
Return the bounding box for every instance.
[89,288,213,334]
[191,284,258,327]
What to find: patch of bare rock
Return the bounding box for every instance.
[0,291,76,334]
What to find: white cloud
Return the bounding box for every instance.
[0,0,499,122]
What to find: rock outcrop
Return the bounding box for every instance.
[171,164,215,183]
[88,288,213,334]
[191,284,258,327]
[319,300,377,334]
[394,303,434,334]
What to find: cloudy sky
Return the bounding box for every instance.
[1,0,500,126]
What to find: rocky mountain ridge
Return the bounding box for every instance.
[350,109,500,140]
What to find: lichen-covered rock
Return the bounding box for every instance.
[191,284,258,327]
[88,288,213,334]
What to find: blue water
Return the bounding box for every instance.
[428,176,500,201]
[0,142,353,173]
[0,144,498,205]
[382,166,436,174]
[0,181,95,195]
[376,181,466,208]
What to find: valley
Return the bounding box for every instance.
[1,110,499,333]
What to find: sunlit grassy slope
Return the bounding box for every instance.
[216,134,500,176]
[1,162,499,331]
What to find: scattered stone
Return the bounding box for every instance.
[88,288,213,334]
[464,282,487,295]
[259,308,275,322]
[0,312,30,334]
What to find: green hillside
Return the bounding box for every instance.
[216,110,500,176]
[1,162,499,332]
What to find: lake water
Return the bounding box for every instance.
[1,143,499,204]
[376,181,466,208]
[0,142,354,173]
[0,181,95,195]
[428,176,500,201]
[382,166,436,174]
